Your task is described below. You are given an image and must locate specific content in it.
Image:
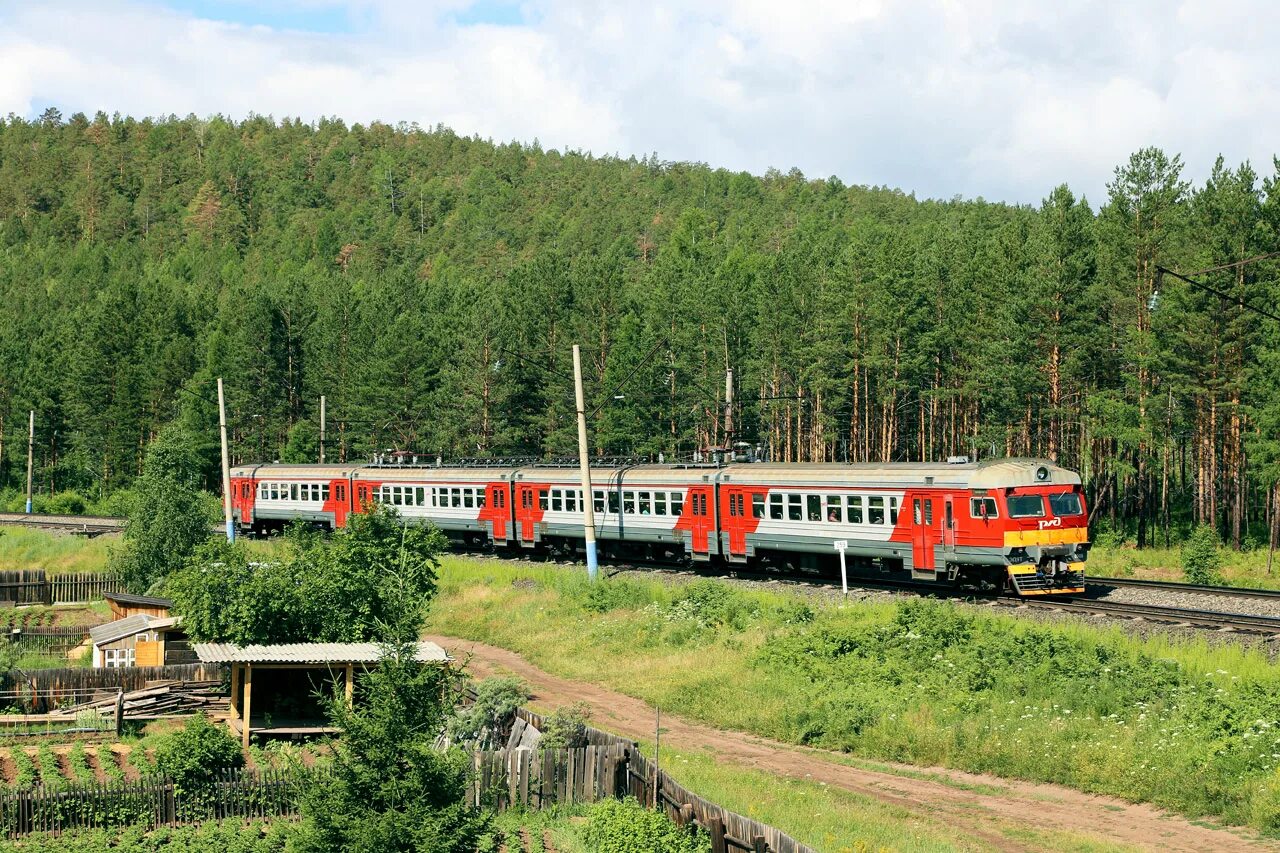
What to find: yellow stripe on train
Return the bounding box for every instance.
[1003,527,1089,547]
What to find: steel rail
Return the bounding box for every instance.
[999,597,1280,634]
[1087,576,1280,600]
[0,513,125,533]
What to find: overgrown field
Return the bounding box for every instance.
[426,556,1280,835]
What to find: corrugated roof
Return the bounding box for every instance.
[193,641,449,664]
[104,591,174,609]
[90,614,182,646]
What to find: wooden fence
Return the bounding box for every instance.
[7,626,93,655]
[0,768,304,837]
[0,570,123,606]
[470,722,817,853]
[0,664,221,713]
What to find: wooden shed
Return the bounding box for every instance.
[103,592,173,620]
[194,641,450,749]
[89,615,188,668]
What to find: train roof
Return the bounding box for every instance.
[230,463,363,478]
[232,458,1080,490]
[719,459,1080,489]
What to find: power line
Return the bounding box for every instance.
[1156,263,1280,324]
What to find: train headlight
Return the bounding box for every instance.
[1035,466,1050,482]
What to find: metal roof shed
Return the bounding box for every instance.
[194,641,450,749]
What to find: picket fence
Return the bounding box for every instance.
[0,570,123,606]
[0,768,303,838]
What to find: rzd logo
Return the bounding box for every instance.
[1037,517,1062,530]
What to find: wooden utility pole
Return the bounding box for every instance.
[573,345,598,581]
[724,368,734,451]
[24,411,34,514]
[217,378,234,543]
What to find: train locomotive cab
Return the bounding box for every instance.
[986,463,1088,596]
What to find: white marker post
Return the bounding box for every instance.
[834,539,849,598]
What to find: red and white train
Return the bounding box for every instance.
[229,457,1088,596]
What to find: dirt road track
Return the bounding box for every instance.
[427,634,1278,853]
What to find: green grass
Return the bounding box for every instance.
[424,556,1280,836]
[0,528,119,576]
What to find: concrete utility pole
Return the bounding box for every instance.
[24,411,34,514]
[724,368,734,452]
[217,378,234,543]
[573,345,599,581]
[319,395,326,464]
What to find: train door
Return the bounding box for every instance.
[911,496,937,572]
[482,483,510,544]
[943,496,956,551]
[721,486,761,562]
[515,483,545,547]
[676,486,716,560]
[355,482,373,510]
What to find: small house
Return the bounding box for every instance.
[89,614,191,668]
[103,592,174,620]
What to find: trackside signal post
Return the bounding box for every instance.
[834,539,849,598]
[217,378,234,543]
[572,345,599,581]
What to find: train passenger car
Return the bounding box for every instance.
[228,464,359,534]
[349,466,516,548]
[507,465,719,561]
[717,458,1087,594]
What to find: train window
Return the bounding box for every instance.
[462,489,473,508]
[1007,494,1045,518]
[752,494,765,519]
[1049,492,1083,516]
[868,496,885,525]
[971,497,997,518]
[670,492,683,516]
[415,487,425,506]
[565,490,575,512]
[623,492,636,515]
[323,485,331,502]
[807,495,822,522]
[551,489,562,512]
[727,494,737,517]
[594,490,606,514]
[846,495,862,523]
[313,484,321,502]
[889,496,899,525]
[769,493,783,520]
[787,494,802,521]
[396,487,406,506]
[608,491,620,514]
[290,484,300,501]
[825,495,842,523]
[451,488,461,508]
[923,500,933,525]
[913,498,922,524]
[537,490,548,511]
[655,492,667,515]
[638,491,651,515]
[336,484,345,501]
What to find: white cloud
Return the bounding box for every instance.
[2,0,1280,203]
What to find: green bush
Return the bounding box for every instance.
[154,713,244,818]
[582,797,708,853]
[538,703,590,750]
[447,676,529,748]
[1182,524,1223,584]
[4,818,293,851]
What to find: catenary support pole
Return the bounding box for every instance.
[319,395,326,464]
[573,345,599,581]
[217,378,234,543]
[24,410,34,514]
[724,368,733,452]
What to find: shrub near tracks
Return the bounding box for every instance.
[427,558,1280,834]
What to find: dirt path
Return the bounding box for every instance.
[428,634,1278,853]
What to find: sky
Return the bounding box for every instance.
[1,0,1278,205]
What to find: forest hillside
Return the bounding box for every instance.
[1,110,1278,547]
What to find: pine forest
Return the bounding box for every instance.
[2,109,1280,550]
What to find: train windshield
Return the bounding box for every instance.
[1006,494,1045,518]
[1049,492,1083,517]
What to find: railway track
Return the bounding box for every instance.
[1087,575,1280,600]
[607,562,1280,635]
[0,513,125,536]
